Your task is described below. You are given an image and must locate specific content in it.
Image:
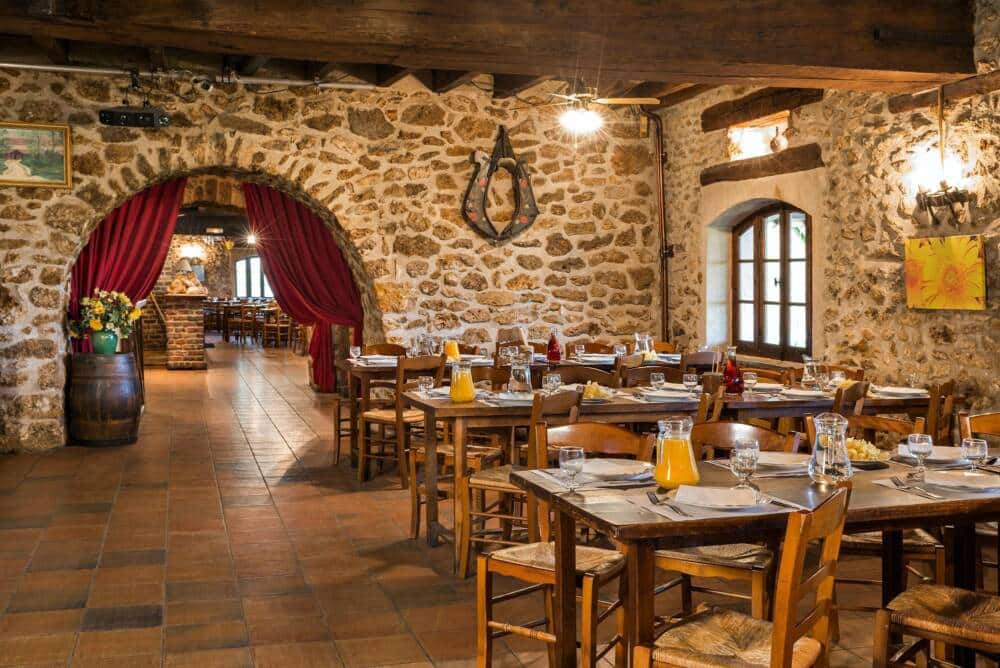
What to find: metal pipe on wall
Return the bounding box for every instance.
[642,110,671,342]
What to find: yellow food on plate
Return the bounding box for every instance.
[582,381,611,400]
[641,350,659,362]
[846,437,887,461]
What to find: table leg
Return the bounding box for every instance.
[423,407,440,547]
[346,370,360,470]
[553,509,577,668]
[452,418,467,569]
[623,541,655,667]
[881,530,905,606]
[946,523,977,667]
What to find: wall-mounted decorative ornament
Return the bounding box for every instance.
[904,234,986,311]
[462,126,538,244]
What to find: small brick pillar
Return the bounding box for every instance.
[160,294,207,370]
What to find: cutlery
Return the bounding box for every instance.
[890,476,943,500]
[758,495,801,510]
[646,491,690,517]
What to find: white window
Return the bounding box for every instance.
[234,256,273,298]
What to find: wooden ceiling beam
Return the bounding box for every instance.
[32,37,69,65]
[888,70,1000,113]
[375,65,431,88]
[432,70,479,93]
[700,143,824,186]
[701,87,825,131]
[227,55,269,76]
[492,74,554,98]
[148,46,166,70]
[653,84,718,109]
[0,0,975,92]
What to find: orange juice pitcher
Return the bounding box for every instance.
[449,362,476,403]
[654,417,700,489]
[443,340,460,362]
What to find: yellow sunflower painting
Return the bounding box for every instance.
[904,235,986,310]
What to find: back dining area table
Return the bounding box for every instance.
[333,331,1000,667]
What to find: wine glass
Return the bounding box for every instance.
[349,346,361,361]
[477,345,490,359]
[682,373,699,397]
[730,439,759,490]
[961,437,989,472]
[558,447,585,491]
[509,364,532,393]
[742,371,758,398]
[613,344,627,357]
[907,433,934,482]
[649,372,665,390]
[829,370,846,388]
[417,375,434,393]
[574,344,585,360]
[543,373,562,394]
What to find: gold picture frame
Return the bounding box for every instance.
[0,120,72,188]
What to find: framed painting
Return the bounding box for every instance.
[904,234,986,311]
[0,120,72,188]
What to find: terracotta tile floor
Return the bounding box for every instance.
[0,340,955,666]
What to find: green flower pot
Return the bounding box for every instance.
[91,330,118,354]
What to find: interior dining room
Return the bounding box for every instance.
[0,2,998,667]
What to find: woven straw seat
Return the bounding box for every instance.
[841,528,941,554]
[656,543,773,571]
[887,584,1000,646]
[652,605,822,667]
[361,408,424,424]
[491,541,625,578]
[469,464,523,493]
[412,443,503,464]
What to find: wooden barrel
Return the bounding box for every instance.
[67,353,142,446]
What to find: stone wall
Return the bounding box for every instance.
[0,70,659,451]
[658,87,999,409]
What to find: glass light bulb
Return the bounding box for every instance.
[559,107,603,135]
[246,233,257,245]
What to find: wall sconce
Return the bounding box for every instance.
[910,87,971,225]
[179,242,205,264]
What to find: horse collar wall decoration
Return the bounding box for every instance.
[462,126,539,244]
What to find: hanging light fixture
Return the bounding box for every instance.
[559,101,603,136]
[913,86,970,225]
[246,232,257,246]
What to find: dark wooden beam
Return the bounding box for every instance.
[32,37,68,65]
[148,46,166,70]
[492,74,554,98]
[623,82,694,99]
[654,84,718,109]
[701,87,825,132]
[305,61,339,81]
[233,55,269,76]
[432,70,478,93]
[700,143,824,186]
[888,70,1000,113]
[0,0,975,92]
[375,65,431,88]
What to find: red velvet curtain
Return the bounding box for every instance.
[242,183,364,392]
[70,179,188,348]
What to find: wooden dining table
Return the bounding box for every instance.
[511,461,1000,667]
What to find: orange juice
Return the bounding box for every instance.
[444,340,460,362]
[449,365,476,402]
[654,438,700,489]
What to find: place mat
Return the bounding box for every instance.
[628,493,798,521]
[535,469,655,492]
[780,388,832,399]
[870,385,930,397]
[874,477,975,499]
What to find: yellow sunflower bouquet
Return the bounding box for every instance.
[70,289,142,342]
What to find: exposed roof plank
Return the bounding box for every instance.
[888,70,1000,113]
[32,37,68,65]
[701,87,825,131]
[492,74,554,98]
[653,84,718,109]
[432,70,478,93]
[700,143,824,186]
[234,55,269,76]
[376,65,431,88]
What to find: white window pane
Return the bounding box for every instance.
[764,304,781,345]
[789,213,807,259]
[738,262,754,301]
[789,305,807,349]
[764,261,781,302]
[764,214,781,259]
[236,260,247,297]
[263,273,273,298]
[249,257,262,298]
[738,227,754,260]
[789,261,807,303]
[739,303,755,342]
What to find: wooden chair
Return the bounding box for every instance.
[526,341,548,354]
[550,365,618,387]
[357,355,445,488]
[614,353,645,374]
[655,422,801,620]
[476,422,646,667]
[364,342,407,356]
[618,365,684,388]
[788,363,865,383]
[959,410,1000,594]
[262,311,291,347]
[635,486,850,668]
[495,327,527,348]
[652,341,676,353]
[926,381,956,446]
[832,380,869,416]
[679,350,720,375]
[457,390,582,579]
[226,304,254,343]
[582,341,614,354]
[740,366,789,384]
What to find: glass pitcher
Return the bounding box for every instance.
[801,355,819,389]
[653,417,700,489]
[808,412,853,484]
[449,362,476,403]
[509,363,532,393]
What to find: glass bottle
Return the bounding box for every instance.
[449,362,476,403]
[723,345,744,395]
[653,417,700,489]
[808,412,853,484]
[546,328,561,363]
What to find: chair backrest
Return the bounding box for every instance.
[741,366,789,384]
[394,355,446,402]
[543,422,655,463]
[471,365,510,391]
[526,390,582,467]
[927,381,955,445]
[691,421,800,460]
[614,353,644,373]
[679,350,720,374]
[960,410,1000,439]
[694,390,723,424]
[527,341,548,354]
[832,381,869,416]
[845,415,924,446]
[495,327,526,348]
[788,364,865,382]
[769,486,851,668]
[456,342,480,355]
[618,365,683,388]
[653,341,676,353]
[553,365,617,387]
[582,341,614,354]
[366,342,407,356]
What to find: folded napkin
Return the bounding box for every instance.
[750,382,785,392]
[639,388,695,398]
[781,388,831,398]
[675,485,757,507]
[924,470,1000,491]
[871,385,929,397]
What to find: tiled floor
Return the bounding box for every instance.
[0,340,909,666]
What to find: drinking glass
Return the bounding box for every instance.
[509,364,532,393]
[907,433,934,481]
[682,373,699,397]
[349,346,361,360]
[742,371,758,398]
[829,370,846,388]
[613,344,627,357]
[961,437,989,471]
[543,373,562,393]
[649,372,665,390]
[417,376,434,392]
[574,344,585,360]
[730,439,760,490]
[558,447,585,491]
[477,345,490,359]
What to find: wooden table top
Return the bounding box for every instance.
[512,461,1000,544]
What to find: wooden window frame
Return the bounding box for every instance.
[235,255,272,299]
[731,204,812,361]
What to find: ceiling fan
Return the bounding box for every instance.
[545,88,660,135]
[548,90,661,107]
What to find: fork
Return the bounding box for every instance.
[890,475,943,500]
[646,491,690,517]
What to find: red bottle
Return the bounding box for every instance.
[723,345,744,394]
[546,329,562,363]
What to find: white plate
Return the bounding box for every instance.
[495,392,534,405]
[924,471,1000,491]
[580,459,653,480]
[674,485,763,509]
[872,385,928,396]
[781,388,830,398]
[757,452,810,466]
